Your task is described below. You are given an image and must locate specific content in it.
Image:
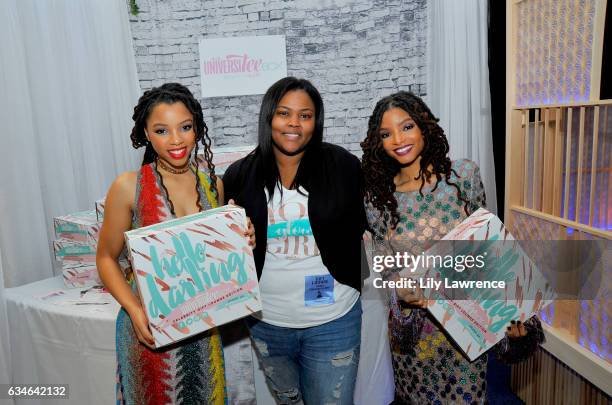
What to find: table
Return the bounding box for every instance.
[5,275,392,404]
[6,277,118,404]
[5,276,275,405]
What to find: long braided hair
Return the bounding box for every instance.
[361,91,468,231]
[130,83,217,213]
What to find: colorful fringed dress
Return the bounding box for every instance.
[367,159,543,405]
[116,162,227,405]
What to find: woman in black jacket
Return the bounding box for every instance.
[223,77,366,405]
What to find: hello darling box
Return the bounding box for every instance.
[124,206,261,348]
[418,208,555,360]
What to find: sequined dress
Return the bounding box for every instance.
[367,159,544,405]
[115,162,227,405]
[369,159,488,404]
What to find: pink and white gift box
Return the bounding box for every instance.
[199,145,255,175]
[62,263,101,288]
[420,208,556,360]
[53,239,97,265]
[95,198,106,222]
[124,205,261,348]
[53,210,101,245]
[56,249,129,289]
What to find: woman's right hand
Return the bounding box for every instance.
[128,305,156,349]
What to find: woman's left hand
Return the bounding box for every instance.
[228,199,256,249]
[245,217,256,249]
[506,320,528,338]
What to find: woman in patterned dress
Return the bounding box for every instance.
[360,91,543,404]
[96,83,254,405]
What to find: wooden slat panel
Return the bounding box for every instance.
[563,108,573,219]
[510,205,612,240]
[525,356,531,400]
[588,106,600,226]
[575,107,586,222]
[523,110,530,207]
[538,111,545,210]
[533,109,541,210]
[505,0,521,226]
[511,349,612,405]
[542,108,554,213]
[553,108,564,216]
[544,349,551,404]
[604,106,610,228]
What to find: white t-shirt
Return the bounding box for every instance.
[254,185,359,328]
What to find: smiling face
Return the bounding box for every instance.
[270,89,315,158]
[145,102,196,169]
[379,107,425,166]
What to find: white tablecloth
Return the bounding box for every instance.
[5,275,393,405]
[6,277,119,404]
[5,276,275,405]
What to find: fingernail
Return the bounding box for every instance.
[507,326,511,330]
[511,320,516,324]
[517,320,522,324]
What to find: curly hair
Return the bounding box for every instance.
[360,91,468,231]
[130,83,217,213]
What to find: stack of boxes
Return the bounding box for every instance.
[53,210,102,288]
[52,197,129,288]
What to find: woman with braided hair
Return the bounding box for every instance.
[361,91,543,404]
[97,83,254,405]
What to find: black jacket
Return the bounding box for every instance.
[223,142,367,292]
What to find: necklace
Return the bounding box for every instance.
[156,158,190,174]
[394,175,418,187]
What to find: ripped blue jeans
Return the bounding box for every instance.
[247,300,362,405]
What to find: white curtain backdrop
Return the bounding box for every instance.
[0,248,11,397]
[427,0,498,214]
[0,0,141,290]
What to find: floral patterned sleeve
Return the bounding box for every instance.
[467,162,487,214]
[365,201,385,239]
[364,201,399,279]
[364,201,426,348]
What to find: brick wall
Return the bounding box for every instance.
[129,0,427,154]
